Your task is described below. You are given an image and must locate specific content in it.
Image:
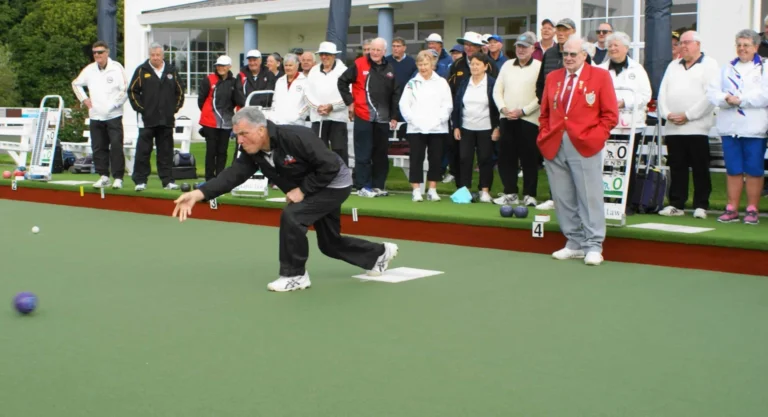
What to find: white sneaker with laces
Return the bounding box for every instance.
[536,200,555,210]
[112,179,123,189]
[552,247,586,260]
[164,183,180,190]
[93,175,110,188]
[412,189,423,202]
[523,195,537,207]
[367,242,399,276]
[584,252,604,266]
[493,193,519,205]
[659,206,684,216]
[427,189,441,201]
[373,188,389,197]
[693,208,707,219]
[479,191,492,203]
[442,174,454,183]
[267,272,311,292]
[357,188,377,198]
[135,183,147,192]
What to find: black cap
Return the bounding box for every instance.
[289,47,304,55]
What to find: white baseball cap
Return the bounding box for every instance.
[425,33,443,43]
[246,49,262,59]
[215,55,232,66]
[316,41,341,55]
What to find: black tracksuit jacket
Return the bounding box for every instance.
[128,59,184,128]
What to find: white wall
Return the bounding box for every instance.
[699,0,758,66]
[536,0,582,38]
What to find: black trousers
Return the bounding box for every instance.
[458,128,494,190]
[132,126,174,186]
[498,119,540,196]
[202,127,231,181]
[407,133,444,183]
[90,117,125,179]
[665,134,712,210]
[279,186,385,277]
[312,120,349,166]
[353,117,389,190]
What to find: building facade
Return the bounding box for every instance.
[123,0,763,134]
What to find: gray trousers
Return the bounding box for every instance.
[544,133,606,253]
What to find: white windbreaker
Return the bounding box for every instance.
[304,61,349,123]
[598,56,652,129]
[707,55,768,138]
[270,72,309,126]
[71,58,129,121]
[398,72,453,134]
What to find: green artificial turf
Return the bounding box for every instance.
[1,140,766,212]
[1,171,766,250]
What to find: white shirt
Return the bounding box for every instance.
[71,58,129,121]
[152,62,165,79]
[399,71,453,134]
[708,55,768,138]
[560,64,583,114]
[304,60,349,124]
[462,74,491,131]
[270,72,309,125]
[657,54,720,136]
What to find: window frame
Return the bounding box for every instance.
[462,15,539,59]
[346,19,445,62]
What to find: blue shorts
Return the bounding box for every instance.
[721,136,768,177]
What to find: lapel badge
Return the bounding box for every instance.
[586,91,596,106]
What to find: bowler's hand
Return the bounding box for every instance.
[172,190,205,222]
[618,99,625,109]
[508,109,523,119]
[348,105,355,121]
[725,95,741,106]
[286,188,305,204]
[453,128,461,140]
[491,128,500,142]
[389,119,398,130]
[83,99,92,109]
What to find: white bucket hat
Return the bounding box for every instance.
[456,31,485,46]
[425,33,443,43]
[317,41,341,54]
[214,55,232,66]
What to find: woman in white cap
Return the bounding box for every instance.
[399,50,453,202]
[598,31,652,215]
[270,53,309,125]
[197,55,244,180]
[425,33,453,78]
[305,41,350,164]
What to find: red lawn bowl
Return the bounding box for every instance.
[2,170,10,179]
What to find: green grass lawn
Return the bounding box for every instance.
[2,141,766,212]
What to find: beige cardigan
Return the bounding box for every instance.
[492,58,542,126]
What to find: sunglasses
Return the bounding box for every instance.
[92,50,107,55]
[561,51,581,58]
[596,30,612,35]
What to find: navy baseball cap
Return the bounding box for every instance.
[450,44,463,53]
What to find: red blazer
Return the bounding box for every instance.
[537,64,619,160]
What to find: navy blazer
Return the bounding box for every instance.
[451,74,500,131]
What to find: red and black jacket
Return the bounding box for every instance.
[238,66,277,108]
[337,55,401,123]
[197,71,244,129]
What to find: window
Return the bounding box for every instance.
[464,15,536,59]
[581,0,697,61]
[346,20,445,65]
[151,28,228,95]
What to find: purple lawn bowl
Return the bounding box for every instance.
[14,292,37,315]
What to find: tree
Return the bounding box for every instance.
[0,43,21,106]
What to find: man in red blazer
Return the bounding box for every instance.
[537,35,618,266]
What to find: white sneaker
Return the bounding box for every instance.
[367,242,399,276]
[373,188,389,197]
[164,183,180,190]
[518,170,523,178]
[442,173,454,183]
[536,200,555,210]
[427,189,441,201]
[479,191,492,203]
[493,193,519,205]
[357,188,377,198]
[659,206,684,216]
[412,189,423,202]
[584,252,604,266]
[693,208,707,219]
[134,183,147,192]
[267,272,311,292]
[112,179,123,189]
[523,195,537,207]
[93,176,110,188]
[552,247,586,260]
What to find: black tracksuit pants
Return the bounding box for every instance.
[312,121,349,166]
[279,186,385,277]
[131,126,175,186]
[407,133,444,183]
[90,117,125,179]
[498,119,540,196]
[202,126,232,181]
[458,128,494,190]
[665,134,712,210]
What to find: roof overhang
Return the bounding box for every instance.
[138,0,420,25]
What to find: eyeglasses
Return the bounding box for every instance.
[561,51,580,58]
[92,50,107,55]
[596,30,612,35]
